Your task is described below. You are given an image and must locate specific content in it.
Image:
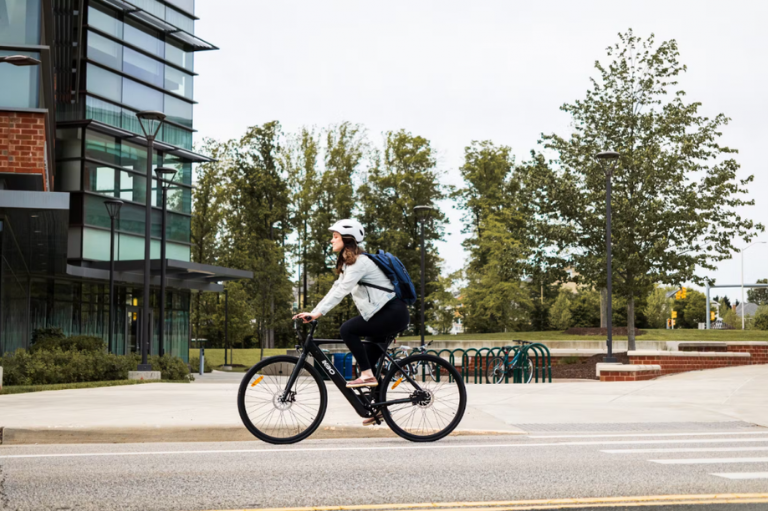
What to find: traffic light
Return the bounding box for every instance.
[675,291,681,300]
[671,311,678,319]
[672,319,676,326]
[681,287,687,299]
[710,311,716,321]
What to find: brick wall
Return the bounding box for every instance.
[0,111,48,190]
[601,369,661,382]
[727,344,768,364]
[628,353,751,376]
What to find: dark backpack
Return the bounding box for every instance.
[359,250,418,305]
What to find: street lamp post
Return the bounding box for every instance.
[741,241,766,330]
[135,111,166,370]
[154,167,177,356]
[596,151,620,363]
[104,199,123,354]
[414,205,434,346]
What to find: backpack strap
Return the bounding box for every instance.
[359,282,395,293]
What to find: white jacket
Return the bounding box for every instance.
[311,255,397,321]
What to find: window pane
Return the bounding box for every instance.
[123,47,164,87]
[84,195,113,229]
[161,124,192,150]
[85,165,118,196]
[123,78,163,112]
[166,212,190,242]
[0,0,41,45]
[165,7,194,33]
[166,187,191,214]
[164,66,193,99]
[83,228,111,261]
[166,242,190,262]
[119,169,147,203]
[86,96,122,128]
[165,41,194,71]
[129,0,166,19]
[88,4,122,38]
[165,0,194,17]
[56,128,82,159]
[117,203,146,235]
[164,94,193,128]
[85,130,120,165]
[0,50,40,108]
[161,156,192,186]
[124,19,164,58]
[86,63,122,102]
[87,31,123,70]
[121,139,158,173]
[117,232,145,260]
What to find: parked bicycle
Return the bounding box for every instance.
[485,342,535,384]
[237,319,467,444]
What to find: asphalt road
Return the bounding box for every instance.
[2,429,768,511]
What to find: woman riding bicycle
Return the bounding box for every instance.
[292,219,410,393]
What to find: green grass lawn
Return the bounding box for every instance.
[398,329,768,342]
[190,348,288,368]
[0,379,158,395]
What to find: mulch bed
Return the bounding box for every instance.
[549,352,629,380]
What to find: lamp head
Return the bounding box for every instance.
[104,199,124,219]
[595,151,620,177]
[414,205,434,222]
[154,167,178,189]
[0,55,42,66]
[135,111,166,139]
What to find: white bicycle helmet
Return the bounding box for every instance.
[329,219,365,243]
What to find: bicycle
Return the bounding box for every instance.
[485,341,535,384]
[396,343,439,381]
[237,319,467,444]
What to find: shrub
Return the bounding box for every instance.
[189,356,212,373]
[30,334,105,353]
[750,306,768,330]
[149,355,194,381]
[31,327,65,345]
[0,349,191,385]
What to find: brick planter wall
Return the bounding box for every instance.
[600,366,661,382]
[726,343,768,364]
[628,350,752,376]
[0,111,48,190]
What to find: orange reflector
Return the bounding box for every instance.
[250,375,264,387]
[391,377,403,389]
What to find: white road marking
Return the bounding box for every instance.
[603,446,768,454]
[529,431,768,439]
[712,472,768,480]
[651,457,768,465]
[5,437,768,460]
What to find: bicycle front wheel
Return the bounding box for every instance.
[379,354,466,442]
[237,355,327,444]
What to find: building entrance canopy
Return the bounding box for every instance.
[70,259,253,292]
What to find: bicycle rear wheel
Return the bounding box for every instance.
[237,355,327,444]
[379,354,466,442]
[485,356,507,384]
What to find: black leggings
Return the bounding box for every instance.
[340,299,410,372]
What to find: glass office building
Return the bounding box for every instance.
[0,0,250,359]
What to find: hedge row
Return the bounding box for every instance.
[1,349,194,386]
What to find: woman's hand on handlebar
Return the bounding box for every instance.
[292,312,321,323]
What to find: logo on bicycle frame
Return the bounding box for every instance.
[321,360,336,375]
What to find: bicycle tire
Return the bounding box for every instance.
[379,354,466,442]
[237,355,327,444]
[485,356,507,384]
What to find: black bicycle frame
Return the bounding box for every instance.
[282,321,425,418]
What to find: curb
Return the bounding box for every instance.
[0,425,523,445]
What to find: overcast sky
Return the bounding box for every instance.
[192,0,768,301]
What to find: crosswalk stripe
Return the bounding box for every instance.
[603,446,768,454]
[529,431,768,439]
[651,457,768,465]
[712,472,768,480]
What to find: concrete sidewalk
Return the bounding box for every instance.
[1,364,766,444]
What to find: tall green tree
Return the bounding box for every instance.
[644,285,674,329]
[747,279,768,305]
[224,121,293,348]
[535,29,763,348]
[358,130,447,336]
[454,141,532,333]
[191,138,229,346]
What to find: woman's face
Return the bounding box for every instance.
[331,231,344,253]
